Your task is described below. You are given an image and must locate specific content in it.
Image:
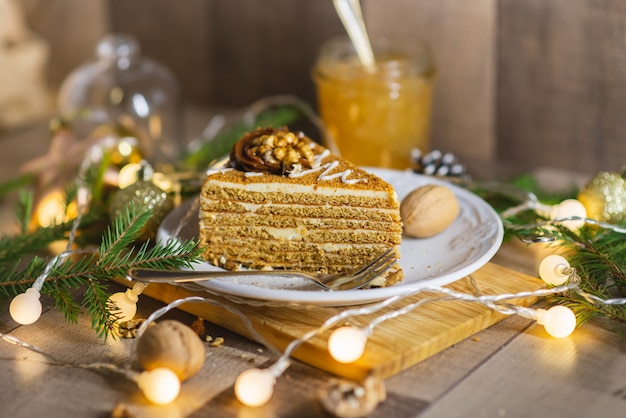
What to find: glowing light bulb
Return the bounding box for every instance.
[328,326,368,363]
[108,289,139,322]
[539,255,571,286]
[536,306,577,338]
[234,368,276,407]
[551,199,587,230]
[9,288,43,325]
[136,368,180,405]
[117,163,142,189]
[35,190,67,227]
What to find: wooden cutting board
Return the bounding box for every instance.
[116,262,543,381]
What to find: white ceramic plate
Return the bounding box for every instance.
[156,168,503,306]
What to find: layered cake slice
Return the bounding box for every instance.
[198,127,403,287]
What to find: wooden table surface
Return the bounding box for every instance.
[1,118,625,418]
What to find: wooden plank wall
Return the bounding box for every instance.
[496,0,626,175]
[20,0,109,90]
[108,0,345,106]
[23,0,626,178]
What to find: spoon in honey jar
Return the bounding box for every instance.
[333,0,375,70]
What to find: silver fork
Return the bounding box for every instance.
[126,248,398,291]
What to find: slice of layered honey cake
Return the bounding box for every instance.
[198,127,403,287]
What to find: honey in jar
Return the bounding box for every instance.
[312,36,435,169]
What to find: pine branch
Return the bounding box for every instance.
[98,205,152,265]
[183,106,302,169]
[16,189,33,234]
[49,279,83,324]
[0,174,34,199]
[83,277,119,339]
[484,172,626,326]
[511,218,626,325]
[0,256,48,296]
[1,199,203,339]
[0,226,66,264]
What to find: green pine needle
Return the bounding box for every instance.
[183,106,303,169]
[511,220,626,325]
[0,200,203,339]
[475,176,626,327]
[98,205,153,267]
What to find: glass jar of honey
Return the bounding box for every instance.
[312,35,435,169]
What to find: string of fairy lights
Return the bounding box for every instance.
[3,163,626,408]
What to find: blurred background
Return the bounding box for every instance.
[2,0,626,179]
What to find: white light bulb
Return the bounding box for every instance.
[538,255,571,286]
[234,368,276,407]
[9,288,43,325]
[136,368,181,405]
[328,326,368,363]
[108,289,139,322]
[551,199,587,230]
[536,306,577,338]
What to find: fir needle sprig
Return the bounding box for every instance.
[500,210,626,325]
[462,176,626,326]
[0,205,203,339]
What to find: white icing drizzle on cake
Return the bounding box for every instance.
[314,148,329,161]
[207,145,367,184]
[288,148,367,184]
[206,167,234,176]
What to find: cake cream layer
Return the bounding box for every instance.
[200,199,401,222]
[200,223,401,244]
[199,209,402,232]
[199,235,397,254]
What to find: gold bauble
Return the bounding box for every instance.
[108,180,173,241]
[577,171,626,223]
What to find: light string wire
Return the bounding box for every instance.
[267,293,407,375]
[337,280,576,336]
[504,215,626,235]
[31,179,90,291]
[459,179,626,234]
[136,295,282,357]
[264,277,583,376]
[0,331,140,382]
[474,183,626,307]
[0,293,284,388]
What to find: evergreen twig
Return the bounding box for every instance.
[0,204,203,339]
[504,216,626,325]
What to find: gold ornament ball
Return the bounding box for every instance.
[135,320,206,381]
[108,180,173,241]
[577,171,626,223]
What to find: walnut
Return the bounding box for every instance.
[230,127,317,174]
[135,320,206,381]
[118,318,148,339]
[319,377,386,417]
[400,184,459,238]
